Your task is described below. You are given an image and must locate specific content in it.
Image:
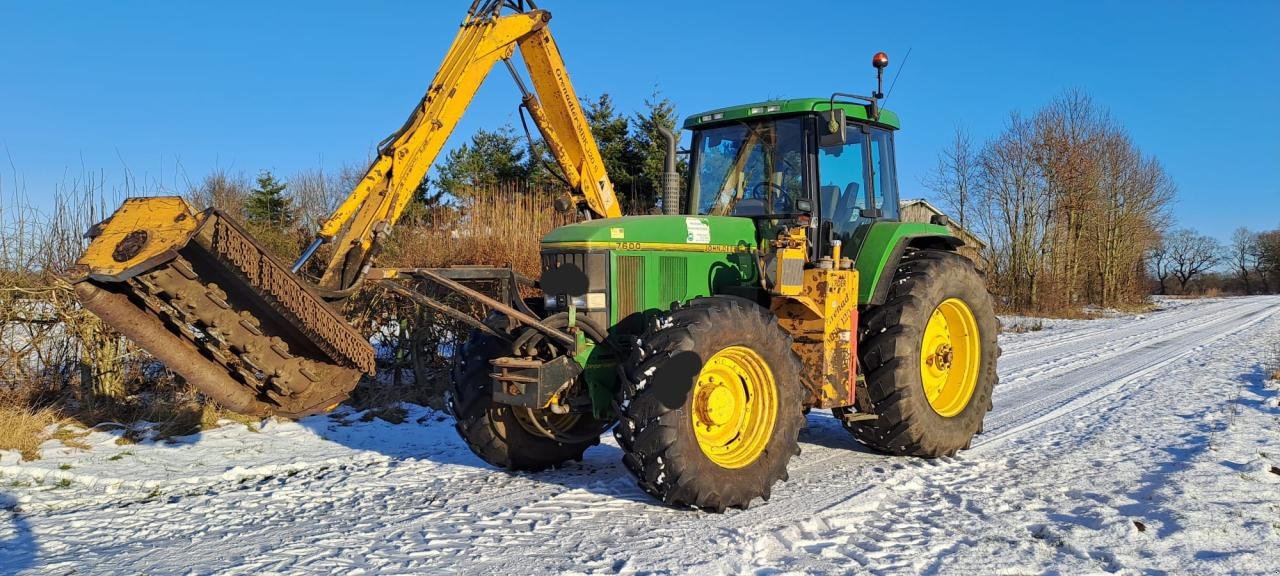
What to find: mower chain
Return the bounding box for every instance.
[127,257,358,417]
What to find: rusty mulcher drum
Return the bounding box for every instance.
[75,203,373,418]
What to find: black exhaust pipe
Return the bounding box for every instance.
[658,125,680,215]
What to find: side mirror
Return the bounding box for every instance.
[819,109,847,148]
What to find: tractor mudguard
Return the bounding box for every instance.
[854,221,962,306]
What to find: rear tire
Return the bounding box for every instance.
[447,318,606,472]
[836,250,999,457]
[615,297,805,511]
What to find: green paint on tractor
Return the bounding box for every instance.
[683,98,901,130]
[543,214,760,333]
[542,214,757,249]
[853,221,956,303]
[538,97,964,419]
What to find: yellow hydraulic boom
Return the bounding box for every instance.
[71,0,620,418]
[312,0,620,292]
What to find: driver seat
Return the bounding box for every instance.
[833,182,862,234]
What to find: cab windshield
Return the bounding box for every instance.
[689,117,808,217]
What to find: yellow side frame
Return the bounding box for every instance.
[771,268,859,409]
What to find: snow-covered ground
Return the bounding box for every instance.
[3,296,1279,575]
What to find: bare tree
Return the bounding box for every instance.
[291,166,356,232]
[957,89,1173,312]
[1146,240,1173,295]
[975,112,1052,311]
[927,126,978,229]
[1166,228,1221,293]
[1258,229,1280,293]
[185,169,250,221]
[1229,227,1260,294]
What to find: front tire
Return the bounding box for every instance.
[615,297,805,511]
[836,250,999,457]
[447,319,607,472]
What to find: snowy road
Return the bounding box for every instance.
[3,296,1280,574]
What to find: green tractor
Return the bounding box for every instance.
[68,2,995,512]
[449,55,999,511]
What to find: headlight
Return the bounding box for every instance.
[544,292,607,310]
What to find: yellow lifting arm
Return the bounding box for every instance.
[312,3,620,292]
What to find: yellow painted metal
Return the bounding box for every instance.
[771,227,807,296]
[316,8,619,290]
[771,268,858,408]
[517,27,619,219]
[706,129,763,216]
[920,298,981,417]
[691,346,778,469]
[75,197,203,281]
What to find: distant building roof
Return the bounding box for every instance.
[899,198,987,249]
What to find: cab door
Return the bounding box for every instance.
[816,122,871,256]
[815,122,899,259]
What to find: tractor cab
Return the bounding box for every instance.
[683,98,903,265]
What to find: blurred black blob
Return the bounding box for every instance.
[654,351,702,409]
[541,262,588,297]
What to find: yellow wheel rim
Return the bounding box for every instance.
[920,298,981,417]
[690,346,777,469]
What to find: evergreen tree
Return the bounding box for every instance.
[245,170,295,227]
[583,93,645,210]
[430,125,531,197]
[423,92,681,214]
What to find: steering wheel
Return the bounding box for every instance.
[749,181,793,214]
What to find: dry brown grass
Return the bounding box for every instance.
[1108,299,1161,314]
[0,385,266,458]
[0,400,61,460]
[337,186,570,411]
[994,305,1101,320]
[382,187,571,277]
[77,392,262,442]
[49,424,90,450]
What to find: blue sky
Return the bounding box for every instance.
[1,1,1276,242]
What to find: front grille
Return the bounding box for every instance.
[659,256,687,308]
[540,249,609,327]
[540,251,587,280]
[616,255,644,320]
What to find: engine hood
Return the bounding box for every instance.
[540,215,757,253]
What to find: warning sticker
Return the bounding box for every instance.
[610,227,625,239]
[685,217,711,244]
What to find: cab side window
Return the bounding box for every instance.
[869,128,899,220]
[817,125,868,236]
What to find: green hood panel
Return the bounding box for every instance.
[542,215,757,252]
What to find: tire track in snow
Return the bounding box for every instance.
[995,299,1258,387]
[376,297,1280,572]
[11,297,1280,576]
[683,299,1277,537]
[977,298,1279,450]
[722,296,1280,573]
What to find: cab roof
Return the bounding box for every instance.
[682,97,900,131]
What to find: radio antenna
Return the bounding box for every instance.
[883,46,913,102]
